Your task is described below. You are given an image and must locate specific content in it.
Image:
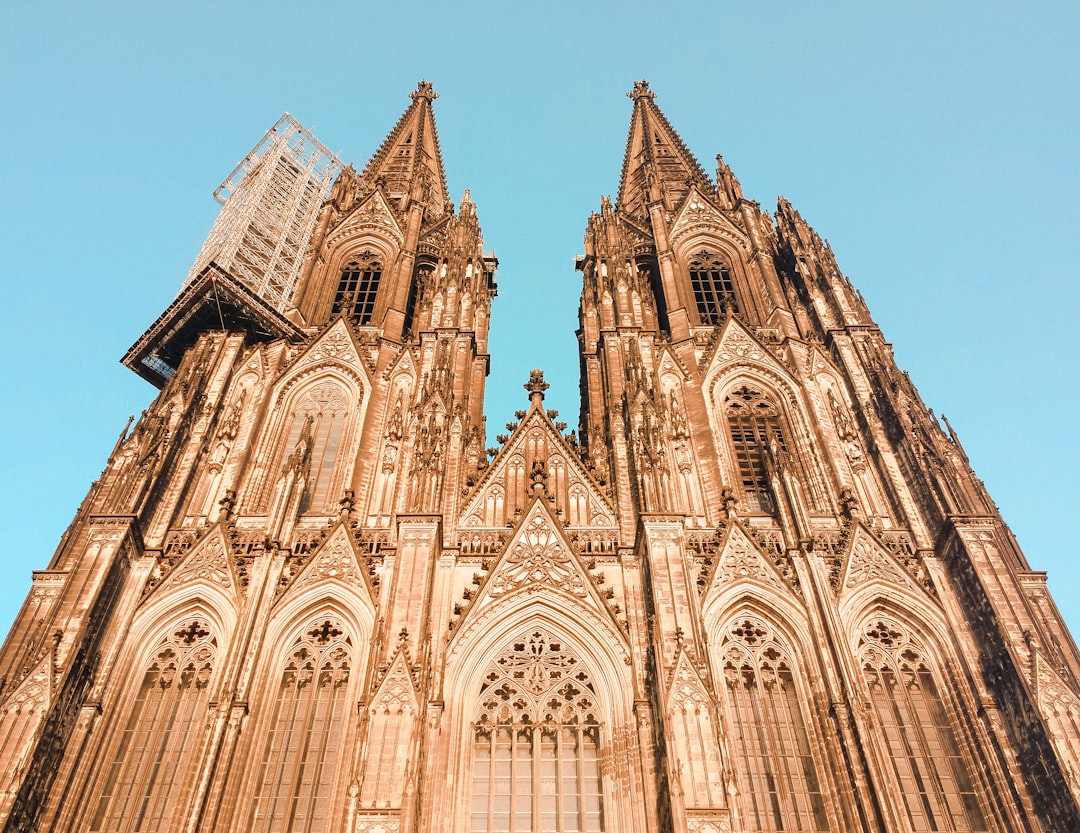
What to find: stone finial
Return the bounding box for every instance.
[628,80,656,101]
[410,80,439,102]
[524,368,550,402]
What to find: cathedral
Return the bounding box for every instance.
[2,80,1079,833]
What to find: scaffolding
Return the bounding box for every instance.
[184,114,344,312]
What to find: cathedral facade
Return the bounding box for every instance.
[1,81,1078,833]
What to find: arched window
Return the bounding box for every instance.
[859,618,989,832]
[689,251,738,323]
[247,617,353,833]
[636,257,668,334]
[720,616,829,832]
[281,381,350,515]
[333,252,382,324]
[470,629,604,832]
[723,386,785,514]
[90,618,217,833]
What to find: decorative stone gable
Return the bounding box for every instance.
[669,187,749,251]
[293,317,367,375]
[701,315,793,381]
[705,523,792,598]
[838,526,922,598]
[279,524,372,601]
[451,499,626,643]
[484,501,591,602]
[325,189,405,249]
[489,507,588,598]
[459,403,614,531]
[151,528,237,599]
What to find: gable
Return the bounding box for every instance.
[460,405,615,531]
[452,500,625,643]
[325,189,405,250]
[669,187,750,252]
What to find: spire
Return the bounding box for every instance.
[617,80,712,214]
[359,81,451,222]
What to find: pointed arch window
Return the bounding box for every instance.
[724,386,785,514]
[689,251,738,323]
[859,618,989,832]
[470,629,605,832]
[720,617,829,832]
[333,252,382,324]
[247,617,353,833]
[90,619,217,833]
[280,381,350,515]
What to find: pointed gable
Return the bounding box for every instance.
[359,80,450,224]
[284,316,374,383]
[151,527,238,601]
[701,314,795,382]
[324,189,406,250]
[460,378,615,531]
[838,525,930,601]
[370,651,420,714]
[463,499,614,622]
[279,523,375,602]
[705,523,793,598]
[669,186,750,252]
[617,80,712,215]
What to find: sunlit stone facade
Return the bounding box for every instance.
[2,81,1079,833]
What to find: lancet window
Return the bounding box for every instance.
[281,382,350,515]
[470,629,604,833]
[859,618,989,832]
[89,619,217,833]
[246,617,353,833]
[720,617,829,832]
[333,252,382,324]
[723,386,785,514]
[689,251,738,323]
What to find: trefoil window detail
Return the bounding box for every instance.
[689,251,738,323]
[247,617,353,833]
[859,618,989,832]
[89,619,217,833]
[470,629,604,833]
[721,617,829,832]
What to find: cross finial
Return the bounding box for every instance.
[628,80,656,101]
[524,368,550,402]
[410,80,439,102]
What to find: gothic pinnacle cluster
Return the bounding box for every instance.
[0,80,1078,833]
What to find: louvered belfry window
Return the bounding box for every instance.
[724,386,785,514]
[470,629,605,833]
[333,252,382,324]
[90,619,217,833]
[689,251,738,323]
[247,618,352,833]
[721,617,829,832]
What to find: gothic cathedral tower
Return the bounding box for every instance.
[1,81,1079,833]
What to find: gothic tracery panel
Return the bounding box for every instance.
[858,617,991,832]
[719,616,830,832]
[89,618,217,833]
[470,629,604,833]
[246,616,353,833]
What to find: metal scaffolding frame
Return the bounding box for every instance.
[184,114,344,312]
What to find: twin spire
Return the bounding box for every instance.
[618,79,714,215]
[358,80,452,221]
[356,79,717,221]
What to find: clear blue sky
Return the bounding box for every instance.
[1,2,1077,639]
